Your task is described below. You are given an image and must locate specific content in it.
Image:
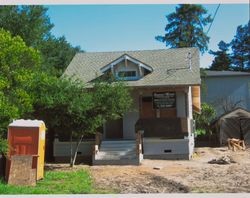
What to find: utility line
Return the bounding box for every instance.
[206,4,221,35]
[187,4,221,62]
[165,4,221,76]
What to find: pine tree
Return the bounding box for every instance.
[156,4,212,54]
[209,41,231,71]
[230,21,250,71]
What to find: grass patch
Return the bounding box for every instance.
[0,169,104,194]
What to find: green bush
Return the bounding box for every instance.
[0,138,8,155]
[194,103,216,136]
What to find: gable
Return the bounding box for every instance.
[99,54,153,81]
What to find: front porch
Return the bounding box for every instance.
[92,86,199,165]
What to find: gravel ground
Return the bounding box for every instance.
[46,147,250,193]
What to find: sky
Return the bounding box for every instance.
[46,4,249,68]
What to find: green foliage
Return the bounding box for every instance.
[31,76,94,140]
[39,36,82,77]
[0,5,53,47]
[156,4,212,54]
[0,28,41,137]
[194,103,216,136]
[0,170,104,194]
[30,77,132,140]
[0,138,8,155]
[0,5,81,75]
[230,21,250,71]
[209,41,231,71]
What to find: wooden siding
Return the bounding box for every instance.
[192,86,201,113]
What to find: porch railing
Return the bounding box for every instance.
[136,130,144,157]
[93,132,102,156]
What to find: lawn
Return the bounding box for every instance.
[0,169,102,194]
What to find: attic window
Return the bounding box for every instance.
[117,70,138,80]
[118,71,136,78]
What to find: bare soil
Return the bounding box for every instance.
[46,147,250,193]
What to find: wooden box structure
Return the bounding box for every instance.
[6,120,46,181]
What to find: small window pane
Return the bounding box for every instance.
[118,71,136,77]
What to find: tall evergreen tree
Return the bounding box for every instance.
[156,4,212,54]
[230,21,250,71]
[209,41,231,71]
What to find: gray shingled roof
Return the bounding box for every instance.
[204,70,250,77]
[63,48,201,87]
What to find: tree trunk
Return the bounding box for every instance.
[70,134,84,167]
[70,132,73,166]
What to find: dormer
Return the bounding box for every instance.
[100,54,153,81]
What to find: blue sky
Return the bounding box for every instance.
[47,4,249,68]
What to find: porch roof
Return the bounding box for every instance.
[63,48,201,87]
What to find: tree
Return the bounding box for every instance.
[230,21,250,71]
[0,28,42,155]
[0,28,41,137]
[156,4,212,54]
[39,36,82,77]
[0,5,53,47]
[30,76,132,167]
[0,5,81,75]
[209,41,231,71]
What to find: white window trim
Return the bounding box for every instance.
[116,69,138,80]
[100,54,153,73]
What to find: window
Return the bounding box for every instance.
[118,71,136,78]
[117,70,138,80]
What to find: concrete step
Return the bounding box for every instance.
[93,140,140,165]
[102,140,136,143]
[100,147,136,151]
[95,155,137,160]
[101,144,136,147]
[96,151,136,157]
[93,159,140,165]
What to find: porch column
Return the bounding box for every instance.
[186,86,193,134]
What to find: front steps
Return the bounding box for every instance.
[93,140,142,165]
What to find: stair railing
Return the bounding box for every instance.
[136,130,144,157]
[93,132,102,156]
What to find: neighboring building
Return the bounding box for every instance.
[55,48,201,165]
[211,108,250,146]
[202,71,250,117]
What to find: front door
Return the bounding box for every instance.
[105,118,123,139]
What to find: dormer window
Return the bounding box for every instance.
[117,70,137,81]
[100,54,153,81]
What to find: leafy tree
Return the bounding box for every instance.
[0,28,42,155]
[0,28,41,137]
[194,103,216,136]
[30,76,132,166]
[230,21,250,71]
[209,41,231,71]
[156,4,212,54]
[0,5,81,75]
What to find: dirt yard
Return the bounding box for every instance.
[46,147,250,193]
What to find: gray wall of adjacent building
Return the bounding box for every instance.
[202,76,250,116]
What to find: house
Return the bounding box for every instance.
[202,70,250,117]
[54,48,201,165]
